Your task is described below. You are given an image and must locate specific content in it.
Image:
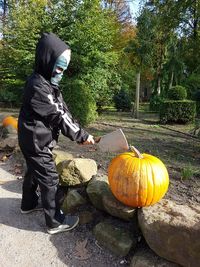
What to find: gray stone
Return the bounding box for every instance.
[0,135,18,149]
[130,248,181,267]
[2,125,17,135]
[103,193,137,221]
[57,158,97,186]
[87,174,137,221]
[93,221,136,256]
[52,149,73,166]
[138,199,200,267]
[61,189,87,214]
[86,174,110,210]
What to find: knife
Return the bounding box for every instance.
[95,128,129,153]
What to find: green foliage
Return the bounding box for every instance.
[193,90,200,101]
[113,88,132,111]
[184,73,200,99]
[149,95,164,111]
[62,78,97,126]
[159,100,196,124]
[0,0,121,125]
[181,165,194,180]
[79,51,121,112]
[0,79,24,105]
[168,85,187,100]
[196,101,200,117]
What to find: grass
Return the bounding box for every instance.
[181,165,195,180]
[86,109,200,176]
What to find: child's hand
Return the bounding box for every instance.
[82,135,95,145]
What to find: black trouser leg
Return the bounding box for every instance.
[21,164,39,211]
[20,147,65,228]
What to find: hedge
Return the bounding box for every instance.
[160,100,196,124]
[168,85,187,100]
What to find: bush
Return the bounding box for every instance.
[183,73,200,99]
[62,79,97,126]
[113,89,132,111]
[0,79,24,106]
[168,85,187,100]
[160,100,196,124]
[149,95,164,111]
[193,90,200,101]
[196,101,200,117]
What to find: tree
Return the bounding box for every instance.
[1,0,122,124]
[125,7,157,117]
[102,0,132,25]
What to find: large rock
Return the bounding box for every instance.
[86,174,136,221]
[2,125,17,136]
[61,189,87,213]
[52,149,73,166]
[86,174,110,210]
[57,158,97,186]
[130,248,181,267]
[138,199,200,267]
[93,221,136,256]
[0,135,18,150]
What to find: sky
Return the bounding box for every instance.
[129,0,141,22]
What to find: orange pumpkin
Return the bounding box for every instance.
[2,116,18,130]
[108,146,169,207]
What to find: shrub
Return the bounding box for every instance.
[159,100,196,124]
[113,89,132,111]
[196,101,200,117]
[149,95,164,111]
[193,90,200,101]
[62,79,97,126]
[183,73,200,98]
[168,85,187,100]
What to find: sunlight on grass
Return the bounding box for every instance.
[181,165,195,180]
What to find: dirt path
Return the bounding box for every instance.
[0,162,129,267]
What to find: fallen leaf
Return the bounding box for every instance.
[14,168,22,175]
[15,163,22,168]
[73,239,91,260]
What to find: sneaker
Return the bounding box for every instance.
[21,204,43,214]
[47,215,79,234]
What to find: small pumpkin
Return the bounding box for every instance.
[108,146,169,207]
[2,116,18,130]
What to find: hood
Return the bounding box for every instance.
[34,32,70,81]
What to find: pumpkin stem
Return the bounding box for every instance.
[130,146,143,159]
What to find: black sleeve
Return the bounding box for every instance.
[30,83,89,143]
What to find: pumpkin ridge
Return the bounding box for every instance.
[148,158,156,205]
[148,156,164,205]
[144,159,152,206]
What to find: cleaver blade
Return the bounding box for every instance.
[95,128,129,153]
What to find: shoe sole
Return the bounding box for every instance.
[47,217,79,235]
[20,207,43,214]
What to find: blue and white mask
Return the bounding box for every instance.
[51,49,71,86]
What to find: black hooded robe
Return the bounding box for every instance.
[18,33,89,228]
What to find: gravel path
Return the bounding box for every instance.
[0,162,128,267]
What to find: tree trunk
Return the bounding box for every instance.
[133,72,140,119]
[157,75,161,95]
[169,71,174,89]
[193,0,198,40]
